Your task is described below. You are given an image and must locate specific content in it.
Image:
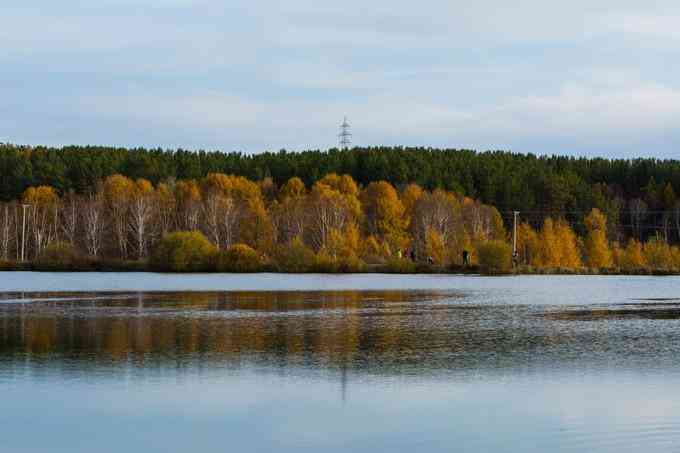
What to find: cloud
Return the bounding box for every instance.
[3,0,680,157]
[605,13,680,40]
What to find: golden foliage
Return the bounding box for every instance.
[425,228,445,265]
[584,208,612,269]
[622,238,646,270]
[361,181,408,250]
[215,243,263,272]
[15,172,680,275]
[22,185,58,205]
[643,237,674,271]
[279,177,306,200]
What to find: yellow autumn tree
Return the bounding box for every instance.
[22,185,59,258]
[538,218,561,267]
[360,181,408,252]
[343,222,361,258]
[316,224,363,272]
[410,189,460,262]
[448,228,475,265]
[611,242,624,269]
[156,181,176,237]
[516,222,540,266]
[425,228,445,265]
[362,235,382,259]
[555,219,582,268]
[103,174,135,258]
[643,236,674,271]
[671,246,680,271]
[201,173,273,250]
[401,183,423,216]
[175,179,202,230]
[622,238,645,271]
[584,208,612,269]
[315,173,362,220]
[128,178,156,259]
[272,177,307,244]
[279,177,306,200]
[307,175,362,252]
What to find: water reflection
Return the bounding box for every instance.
[4,289,680,453]
[3,290,680,381]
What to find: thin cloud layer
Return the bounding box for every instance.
[2,1,680,157]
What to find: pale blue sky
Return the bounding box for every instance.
[2,1,680,157]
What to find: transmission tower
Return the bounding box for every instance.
[338,117,352,149]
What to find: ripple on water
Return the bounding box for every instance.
[2,285,680,452]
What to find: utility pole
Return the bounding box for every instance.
[512,211,520,264]
[20,204,29,262]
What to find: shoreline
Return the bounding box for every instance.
[1,261,678,276]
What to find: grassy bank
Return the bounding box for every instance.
[0,259,478,274]
[2,259,679,276]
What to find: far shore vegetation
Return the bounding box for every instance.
[2,155,680,274]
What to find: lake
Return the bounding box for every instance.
[1,273,680,452]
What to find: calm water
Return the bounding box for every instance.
[2,273,680,452]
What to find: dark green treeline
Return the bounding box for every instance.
[2,143,679,240]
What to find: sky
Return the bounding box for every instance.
[2,1,680,158]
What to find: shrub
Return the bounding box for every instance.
[477,240,513,275]
[312,250,365,273]
[215,243,263,272]
[312,250,339,273]
[272,237,315,273]
[336,254,365,273]
[643,237,674,272]
[385,258,417,274]
[149,231,217,272]
[33,241,90,271]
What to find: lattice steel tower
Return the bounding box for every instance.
[338,117,352,149]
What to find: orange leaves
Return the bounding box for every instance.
[425,228,445,265]
[401,183,423,225]
[584,208,612,269]
[622,238,645,270]
[22,185,58,205]
[103,174,135,204]
[517,219,581,269]
[176,180,201,203]
[135,178,154,194]
[279,177,305,200]
[199,173,273,249]
[201,173,262,204]
[555,220,582,268]
[316,173,359,199]
[360,181,407,249]
[313,174,361,222]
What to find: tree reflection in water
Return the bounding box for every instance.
[2,290,680,381]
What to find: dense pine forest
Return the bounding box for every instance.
[1,143,680,274]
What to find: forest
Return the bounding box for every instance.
[0,145,680,272]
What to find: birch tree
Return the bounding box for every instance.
[82,193,105,258]
[22,186,59,258]
[0,202,12,260]
[103,175,135,259]
[60,191,79,247]
[176,180,201,231]
[128,179,156,260]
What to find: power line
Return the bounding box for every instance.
[500,210,680,215]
